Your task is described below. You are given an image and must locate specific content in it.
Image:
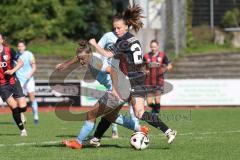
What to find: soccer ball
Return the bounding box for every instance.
[130,132,149,150]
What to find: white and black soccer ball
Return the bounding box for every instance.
[130,132,149,150]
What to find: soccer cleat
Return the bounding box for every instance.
[165,129,177,144]
[21,113,26,124]
[62,139,75,146]
[34,119,39,125]
[89,137,101,147]
[140,125,149,135]
[112,131,119,139]
[62,139,83,149]
[20,129,27,136]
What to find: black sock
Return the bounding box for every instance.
[141,111,168,133]
[94,118,112,139]
[152,103,161,114]
[148,103,155,111]
[12,108,24,130]
[149,103,155,109]
[19,106,27,113]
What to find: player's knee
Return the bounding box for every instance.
[134,110,144,119]
[19,106,27,113]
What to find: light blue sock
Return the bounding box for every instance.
[31,100,39,120]
[112,123,118,133]
[77,121,95,144]
[115,114,140,131]
[129,106,139,128]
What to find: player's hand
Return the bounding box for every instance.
[89,39,97,47]
[143,70,149,75]
[4,69,15,75]
[26,74,32,80]
[55,63,67,71]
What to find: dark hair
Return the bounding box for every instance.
[76,40,92,55]
[150,39,159,45]
[113,3,145,32]
[0,33,8,46]
[18,39,26,46]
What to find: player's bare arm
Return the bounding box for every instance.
[55,56,78,71]
[27,63,36,79]
[89,38,114,57]
[4,59,24,75]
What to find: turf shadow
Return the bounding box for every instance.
[35,143,64,148]
[35,143,129,149]
[0,122,14,125]
[55,135,76,138]
[148,146,170,150]
[0,133,19,136]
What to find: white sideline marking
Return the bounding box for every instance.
[0,130,240,148]
[0,141,60,148]
[177,130,240,136]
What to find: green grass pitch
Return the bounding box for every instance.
[0,108,240,160]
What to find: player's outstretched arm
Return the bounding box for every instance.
[89,38,113,57]
[55,56,78,71]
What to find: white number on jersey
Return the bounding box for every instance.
[131,43,143,64]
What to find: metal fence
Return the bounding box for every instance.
[161,0,186,55]
[133,0,187,56]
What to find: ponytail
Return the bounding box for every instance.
[113,3,145,32]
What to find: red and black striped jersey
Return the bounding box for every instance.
[143,51,170,85]
[0,46,19,85]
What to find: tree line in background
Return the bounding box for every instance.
[0,0,113,43]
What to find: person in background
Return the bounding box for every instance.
[16,40,39,124]
[143,40,172,115]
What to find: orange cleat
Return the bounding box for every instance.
[62,139,75,145]
[140,125,149,135]
[62,139,83,149]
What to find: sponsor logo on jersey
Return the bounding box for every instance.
[0,62,7,67]
[158,57,162,62]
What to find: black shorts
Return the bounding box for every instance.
[0,80,24,102]
[128,71,146,98]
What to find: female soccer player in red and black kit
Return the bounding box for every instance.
[144,40,172,114]
[0,34,27,136]
[89,4,176,145]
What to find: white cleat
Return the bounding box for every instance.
[20,129,27,136]
[166,129,177,144]
[89,137,101,147]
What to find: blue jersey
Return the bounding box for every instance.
[90,53,112,91]
[91,32,118,91]
[98,32,118,49]
[16,51,35,85]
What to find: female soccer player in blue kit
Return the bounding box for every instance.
[16,40,39,124]
[56,38,146,149]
